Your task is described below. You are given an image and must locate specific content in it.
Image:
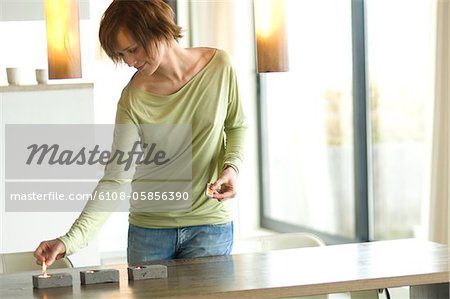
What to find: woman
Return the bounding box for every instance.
[34,0,246,266]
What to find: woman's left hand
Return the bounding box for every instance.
[210,166,238,202]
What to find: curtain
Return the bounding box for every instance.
[188,0,236,53]
[429,0,449,245]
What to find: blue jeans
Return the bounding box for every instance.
[127,222,233,265]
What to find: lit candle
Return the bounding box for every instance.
[33,262,72,288]
[80,269,120,285]
[127,265,167,280]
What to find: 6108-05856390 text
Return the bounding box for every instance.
[9,191,190,201]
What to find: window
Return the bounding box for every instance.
[259,0,436,243]
[259,0,354,242]
[366,0,436,239]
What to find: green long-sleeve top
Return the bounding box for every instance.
[59,49,247,256]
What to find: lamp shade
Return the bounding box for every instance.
[254,0,289,73]
[45,0,82,79]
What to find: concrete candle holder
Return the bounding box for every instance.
[80,269,120,285]
[127,265,168,280]
[32,273,72,289]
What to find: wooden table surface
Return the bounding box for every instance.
[0,239,448,298]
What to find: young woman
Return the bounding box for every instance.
[34,0,246,266]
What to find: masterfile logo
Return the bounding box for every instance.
[5,124,191,180]
[25,140,170,171]
[4,124,192,212]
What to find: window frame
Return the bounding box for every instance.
[257,0,371,244]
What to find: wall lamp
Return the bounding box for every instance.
[254,0,289,73]
[45,0,82,79]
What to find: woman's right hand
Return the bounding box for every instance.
[33,239,67,266]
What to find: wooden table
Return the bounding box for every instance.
[0,239,448,298]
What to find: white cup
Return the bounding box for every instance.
[6,67,21,85]
[35,69,48,84]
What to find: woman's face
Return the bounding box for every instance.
[115,27,165,76]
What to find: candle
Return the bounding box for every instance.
[32,273,72,289]
[205,183,214,198]
[80,269,120,285]
[33,260,72,288]
[127,265,168,281]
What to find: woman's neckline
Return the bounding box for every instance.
[129,48,219,97]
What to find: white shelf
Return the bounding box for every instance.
[0,82,94,93]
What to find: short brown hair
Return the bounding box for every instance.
[99,0,183,63]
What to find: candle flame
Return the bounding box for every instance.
[42,261,49,278]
